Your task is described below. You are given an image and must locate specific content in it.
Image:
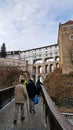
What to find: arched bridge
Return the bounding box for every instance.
[0,85,73,130]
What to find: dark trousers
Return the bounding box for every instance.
[14,103,25,120]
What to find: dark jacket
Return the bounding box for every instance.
[36,79,42,96]
[26,79,36,98]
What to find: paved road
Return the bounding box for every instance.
[0,97,48,130]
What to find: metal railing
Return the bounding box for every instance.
[41,85,73,130]
[0,86,15,109]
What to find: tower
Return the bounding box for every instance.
[58,20,73,74]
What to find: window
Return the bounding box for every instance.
[69,34,73,40]
[50,53,52,56]
[55,52,57,55]
[64,27,67,31]
[71,26,73,30]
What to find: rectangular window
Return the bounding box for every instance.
[71,26,73,30]
[64,27,67,31]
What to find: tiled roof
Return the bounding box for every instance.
[60,20,73,25]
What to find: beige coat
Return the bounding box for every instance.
[14,84,28,104]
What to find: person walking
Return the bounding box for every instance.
[24,79,27,85]
[14,79,28,125]
[36,78,42,96]
[26,78,36,113]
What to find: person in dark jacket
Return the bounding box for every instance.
[36,79,42,96]
[26,78,36,113]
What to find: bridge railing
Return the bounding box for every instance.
[41,85,73,130]
[0,86,15,109]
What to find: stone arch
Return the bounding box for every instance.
[34,59,43,64]
[45,57,54,62]
[55,56,59,61]
[33,66,36,74]
[50,64,54,72]
[56,63,59,68]
[38,65,42,74]
[45,64,48,73]
[37,74,43,83]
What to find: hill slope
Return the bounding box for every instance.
[44,68,73,110]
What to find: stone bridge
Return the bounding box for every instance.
[0,85,73,130]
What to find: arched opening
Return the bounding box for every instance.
[45,65,48,73]
[34,59,43,64]
[38,66,42,74]
[33,66,36,74]
[38,75,43,83]
[55,56,59,61]
[50,64,54,72]
[45,57,54,62]
[56,63,59,68]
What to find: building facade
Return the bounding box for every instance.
[0,20,73,81]
[6,44,59,81]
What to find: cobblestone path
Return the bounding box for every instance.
[0,97,48,130]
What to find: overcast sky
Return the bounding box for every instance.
[0,0,73,51]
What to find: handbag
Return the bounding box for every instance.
[33,95,39,104]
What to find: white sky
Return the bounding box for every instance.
[0,0,73,51]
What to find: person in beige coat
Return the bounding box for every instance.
[14,79,28,124]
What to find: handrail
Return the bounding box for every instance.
[0,86,14,92]
[41,85,73,130]
[0,86,15,109]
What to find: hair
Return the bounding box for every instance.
[21,79,24,84]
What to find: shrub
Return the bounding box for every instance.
[0,67,22,89]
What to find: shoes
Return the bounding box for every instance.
[29,110,32,113]
[13,117,25,124]
[13,120,17,125]
[21,117,25,121]
[29,109,35,113]
[33,110,35,114]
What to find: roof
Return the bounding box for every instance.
[59,20,73,26]
[7,43,58,53]
[64,20,73,25]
